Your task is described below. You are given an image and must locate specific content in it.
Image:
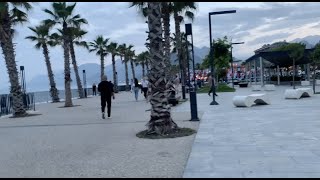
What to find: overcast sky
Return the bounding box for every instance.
[1,2,320,88]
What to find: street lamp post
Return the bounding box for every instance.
[209,10,236,105]
[185,23,199,121]
[230,41,244,88]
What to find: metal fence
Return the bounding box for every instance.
[0,93,35,117]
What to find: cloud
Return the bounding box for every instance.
[248,32,293,45]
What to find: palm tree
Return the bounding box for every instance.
[43,2,87,107]
[130,2,172,80]
[88,35,109,81]
[172,2,197,95]
[136,51,149,77]
[0,2,33,117]
[128,48,136,80]
[66,27,88,99]
[25,24,60,103]
[119,43,131,91]
[107,42,119,93]
[145,2,177,135]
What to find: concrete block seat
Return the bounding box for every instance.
[264,84,275,91]
[252,85,262,91]
[233,93,270,107]
[301,81,310,86]
[284,88,313,99]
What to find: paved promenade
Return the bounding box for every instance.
[0,92,200,178]
[183,85,320,178]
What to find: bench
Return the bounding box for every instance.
[301,81,310,86]
[252,85,262,91]
[316,80,320,85]
[233,93,270,107]
[284,88,313,99]
[264,84,275,91]
[239,82,248,88]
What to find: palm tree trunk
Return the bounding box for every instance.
[162,3,171,80]
[146,2,177,135]
[112,54,118,93]
[62,24,73,107]
[142,63,145,77]
[42,44,60,102]
[313,63,316,94]
[292,59,296,89]
[124,57,129,91]
[174,12,186,97]
[0,5,26,117]
[130,59,136,80]
[69,41,84,98]
[100,54,105,82]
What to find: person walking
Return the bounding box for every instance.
[92,83,97,96]
[98,75,115,119]
[141,77,149,100]
[133,78,140,101]
[130,79,135,93]
[207,74,218,97]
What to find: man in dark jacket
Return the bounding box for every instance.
[98,75,115,119]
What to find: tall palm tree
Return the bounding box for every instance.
[66,27,88,99]
[25,24,60,103]
[172,2,197,95]
[128,48,136,80]
[43,2,87,107]
[107,42,119,92]
[0,2,33,117]
[88,35,109,81]
[130,2,172,80]
[136,51,149,77]
[119,43,131,91]
[145,2,177,135]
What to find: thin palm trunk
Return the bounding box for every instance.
[69,41,84,98]
[124,57,129,91]
[292,59,295,89]
[313,63,316,94]
[42,44,60,102]
[146,2,177,135]
[142,63,145,77]
[130,59,136,79]
[111,54,118,92]
[62,24,73,107]
[174,12,186,94]
[162,3,171,80]
[0,5,26,116]
[100,54,105,81]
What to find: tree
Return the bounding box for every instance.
[309,43,320,93]
[145,2,177,135]
[66,26,88,99]
[172,2,197,92]
[25,24,60,103]
[272,43,305,89]
[136,51,149,77]
[129,48,136,80]
[117,44,127,90]
[201,36,231,81]
[0,2,33,116]
[107,42,119,93]
[43,2,87,107]
[88,35,109,81]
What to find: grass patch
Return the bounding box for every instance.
[136,127,196,139]
[197,83,235,93]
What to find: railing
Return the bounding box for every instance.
[0,93,35,117]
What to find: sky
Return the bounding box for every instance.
[1,2,320,90]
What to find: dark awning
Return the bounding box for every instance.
[245,48,314,67]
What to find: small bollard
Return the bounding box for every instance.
[189,88,199,121]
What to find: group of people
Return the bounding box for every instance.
[130,77,149,101]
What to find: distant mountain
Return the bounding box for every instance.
[290,35,320,48]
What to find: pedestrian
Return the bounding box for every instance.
[133,78,141,101]
[130,79,135,93]
[207,74,218,97]
[141,77,149,100]
[92,83,97,96]
[98,75,115,119]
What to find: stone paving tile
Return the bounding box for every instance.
[183,85,320,178]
